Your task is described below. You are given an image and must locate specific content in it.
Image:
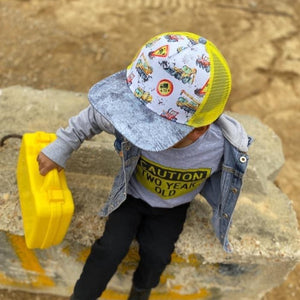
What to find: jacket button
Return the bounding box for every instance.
[124,144,131,151]
[231,187,238,193]
[222,213,229,219]
[240,156,247,163]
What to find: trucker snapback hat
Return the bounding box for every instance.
[88,32,232,151]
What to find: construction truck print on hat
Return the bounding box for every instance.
[135,53,153,81]
[159,61,197,84]
[126,33,211,125]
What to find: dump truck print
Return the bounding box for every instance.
[134,87,153,103]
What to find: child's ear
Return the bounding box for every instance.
[190,125,210,140]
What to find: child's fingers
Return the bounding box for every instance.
[37,152,62,176]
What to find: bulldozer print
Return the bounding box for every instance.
[176,90,202,114]
[160,61,197,84]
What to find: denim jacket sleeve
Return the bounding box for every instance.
[201,139,250,253]
[99,131,140,216]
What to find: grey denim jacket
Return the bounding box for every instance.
[42,106,252,253]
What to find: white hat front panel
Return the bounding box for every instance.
[127,34,211,125]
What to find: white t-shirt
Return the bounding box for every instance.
[127,123,224,208]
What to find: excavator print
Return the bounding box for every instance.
[134,87,153,103]
[194,79,209,98]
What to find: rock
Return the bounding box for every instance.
[0,86,299,299]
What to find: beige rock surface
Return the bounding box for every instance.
[0,0,299,299]
[0,86,299,300]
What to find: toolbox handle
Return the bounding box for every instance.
[42,169,62,191]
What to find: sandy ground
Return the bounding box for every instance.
[0,0,299,299]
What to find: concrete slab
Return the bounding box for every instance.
[0,86,299,299]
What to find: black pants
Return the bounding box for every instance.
[73,195,190,300]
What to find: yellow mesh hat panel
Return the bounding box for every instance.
[127,32,231,128]
[187,41,232,127]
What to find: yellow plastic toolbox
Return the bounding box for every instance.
[17,132,74,249]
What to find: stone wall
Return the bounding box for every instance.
[0,86,299,299]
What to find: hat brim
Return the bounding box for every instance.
[88,70,194,151]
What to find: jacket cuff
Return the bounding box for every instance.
[41,137,74,168]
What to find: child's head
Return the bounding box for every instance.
[89,32,231,151]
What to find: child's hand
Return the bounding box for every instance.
[37,152,63,176]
